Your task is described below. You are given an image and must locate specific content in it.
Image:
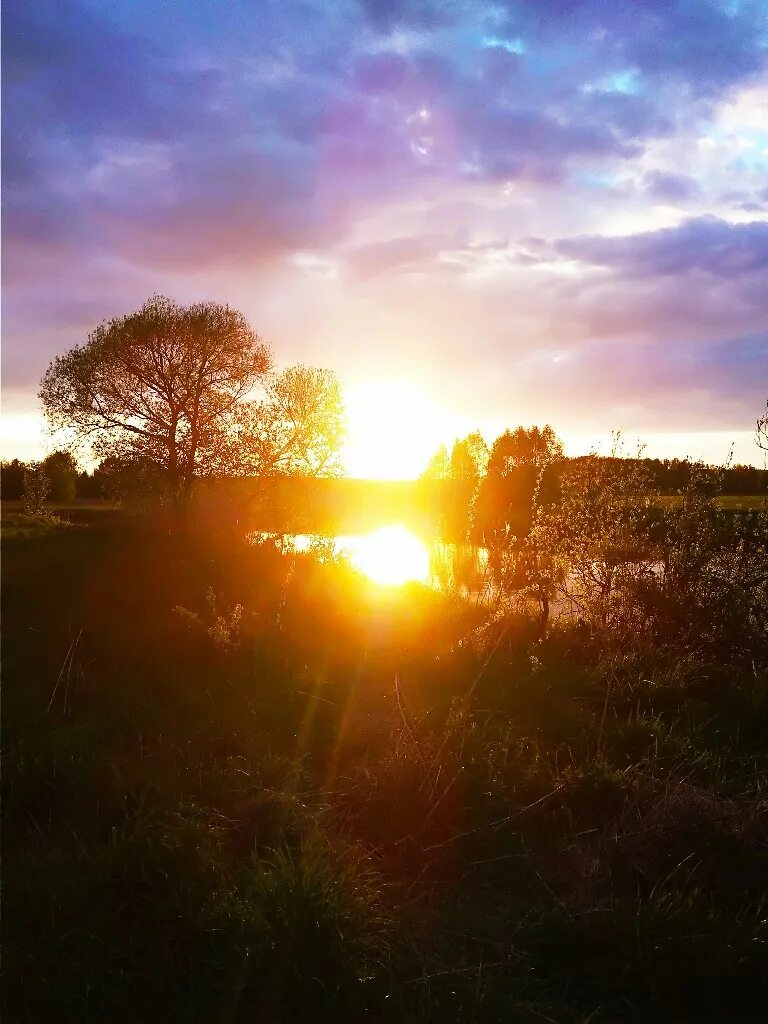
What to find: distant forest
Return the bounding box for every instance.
[2,451,766,538]
[2,451,767,501]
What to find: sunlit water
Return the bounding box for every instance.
[252,524,489,589]
[341,525,430,585]
[251,526,660,622]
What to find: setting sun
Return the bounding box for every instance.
[342,525,430,585]
[343,380,457,480]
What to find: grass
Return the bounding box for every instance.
[714,493,767,510]
[3,505,767,1022]
[652,493,767,511]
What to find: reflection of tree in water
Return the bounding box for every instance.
[428,541,489,597]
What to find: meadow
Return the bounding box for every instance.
[3,456,767,1024]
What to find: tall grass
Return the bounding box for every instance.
[3,480,767,1022]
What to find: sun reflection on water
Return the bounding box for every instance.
[256,525,432,586]
[341,524,430,585]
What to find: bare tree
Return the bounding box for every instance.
[757,400,768,453]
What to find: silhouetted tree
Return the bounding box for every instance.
[476,425,563,542]
[486,425,564,474]
[450,431,489,480]
[22,463,51,516]
[1,459,26,500]
[758,400,768,454]
[75,469,106,499]
[39,295,272,500]
[94,456,170,509]
[42,451,78,503]
[444,432,490,539]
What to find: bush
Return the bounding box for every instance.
[22,462,52,517]
[42,451,78,503]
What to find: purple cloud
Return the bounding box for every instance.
[3,0,767,459]
[643,170,701,202]
[557,217,768,279]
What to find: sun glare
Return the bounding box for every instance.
[343,525,430,585]
[343,379,455,480]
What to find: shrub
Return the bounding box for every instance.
[22,462,52,517]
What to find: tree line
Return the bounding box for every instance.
[422,427,768,544]
[5,438,764,513]
[2,295,766,512]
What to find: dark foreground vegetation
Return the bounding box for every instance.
[3,455,768,1024]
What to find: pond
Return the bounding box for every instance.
[252,523,490,590]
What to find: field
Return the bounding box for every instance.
[713,494,768,510]
[3,494,768,1023]
[2,485,766,535]
[663,494,767,511]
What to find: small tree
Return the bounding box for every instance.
[757,400,768,454]
[94,456,172,510]
[476,425,563,542]
[443,432,490,541]
[422,444,450,480]
[217,366,345,477]
[1,459,27,500]
[479,427,566,629]
[450,431,489,480]
[22,463,52,517]
[533,448,658,635]
[42,451,78,503]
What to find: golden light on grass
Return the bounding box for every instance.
[343,525,430,585]
[343,379,455,480]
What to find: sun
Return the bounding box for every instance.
[343,525,430,585]
[343,379,454,479]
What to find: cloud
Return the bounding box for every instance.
[557,216,768,279]
[457,107,637,183]
[512,330,768,432]
[496,0,768,97]
[643,170,701,202]
[342,235,446,279]
[3,0,768,454]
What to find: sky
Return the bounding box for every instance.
[3,0,768,474]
